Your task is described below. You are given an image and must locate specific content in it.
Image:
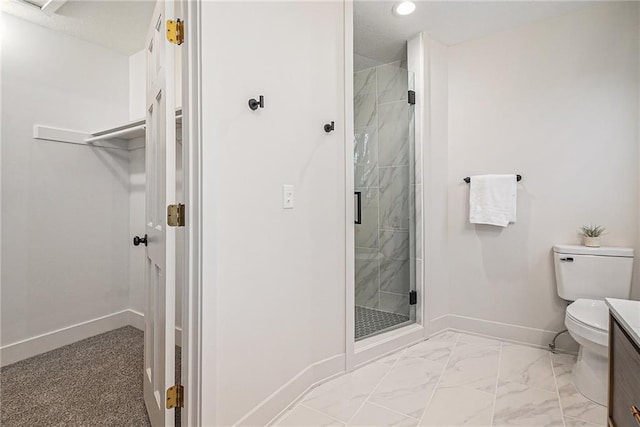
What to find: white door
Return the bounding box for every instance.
[144,1,177,426]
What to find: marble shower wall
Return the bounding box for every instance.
[354,61,419,317]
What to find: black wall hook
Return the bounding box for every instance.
[324,121,335,133]
[248,95,264,111]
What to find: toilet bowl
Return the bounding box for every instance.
[565,298,609,405]
[553,244,634,405]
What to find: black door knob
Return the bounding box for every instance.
[133,235,148,247]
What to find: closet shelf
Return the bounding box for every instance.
[33,109,183,150]
[86,120,146,143]
[87,109,182,143]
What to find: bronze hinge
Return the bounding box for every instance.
[166,384,184,409]
[166,19,184,45]
[167,204,185,227]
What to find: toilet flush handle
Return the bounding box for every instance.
[560,257,574,262]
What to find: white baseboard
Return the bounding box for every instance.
[127,309,183,345]
[425,314,451,337]
[1,310,131,367]
[440,314,578,352]
[243,324,427,426]
[235,353,346,427]
[127,309,146,331]
[354,324,425,368]
[238,315,577,427]
[1,309,184,367]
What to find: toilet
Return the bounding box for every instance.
[553,244,634,405]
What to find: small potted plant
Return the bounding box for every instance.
[580,225,605,248]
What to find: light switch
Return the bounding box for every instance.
[283,185,294,209]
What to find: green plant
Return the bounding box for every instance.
[580,225,606,237]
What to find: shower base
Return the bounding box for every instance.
[355,306,410,341]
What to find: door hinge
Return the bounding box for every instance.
[166,384,184,409]
[409,290,417,305]
[166,19,184,45]
[167,204,185,227]
[408,90,416,105]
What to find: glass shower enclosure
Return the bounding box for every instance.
[354,62,417,341]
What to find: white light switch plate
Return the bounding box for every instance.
[283,185,294,209]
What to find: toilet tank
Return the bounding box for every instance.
[553,245,634,301]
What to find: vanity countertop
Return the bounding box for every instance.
[606,298,640,347]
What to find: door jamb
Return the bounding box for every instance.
[181,0,203,425]
[344,0,355,373]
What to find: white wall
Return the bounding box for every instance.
[127,51,147,321]
[129,50,146,121]
[128,142,146,315]
[1,14,130,346]
[200,2,346,425]
[129,48,182,121]
[446,3,639,342]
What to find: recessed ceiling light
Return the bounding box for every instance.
[393,1,416,16]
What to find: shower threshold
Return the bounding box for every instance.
[355,306,411,341]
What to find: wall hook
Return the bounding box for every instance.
[248,95,264,111]
[324,121,335,133]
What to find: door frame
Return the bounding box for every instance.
[343,3,427,372]
[180,0,203,425]
[343,0,356,373]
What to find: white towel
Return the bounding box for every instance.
[469,174,517,227]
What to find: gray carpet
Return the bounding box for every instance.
[1,326,181,427]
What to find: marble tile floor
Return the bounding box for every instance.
[274,331,606,427]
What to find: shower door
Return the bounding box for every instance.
[353,63,416,341]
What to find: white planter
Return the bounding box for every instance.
[584,236,600,247]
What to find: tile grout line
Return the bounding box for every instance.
[366,400,420,421]
[345,347,408,425]
[563,415,600,426]
[497,345,562,394]
[291,335,585,427]
[489,342,503,427]
[415,333,461,426]
[296,402,351,426]
[549,353,568,427]
[498,377,566,395]
[378,99,409,107]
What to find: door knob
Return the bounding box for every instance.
[133,234,148,247]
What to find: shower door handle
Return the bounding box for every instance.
[355,191,362,224]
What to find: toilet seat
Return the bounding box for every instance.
[566,299,609,330]
[565,299,609,349]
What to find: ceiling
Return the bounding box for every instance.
[2,0,155,55]
[354,0,600,68]
[2,0,604,60]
